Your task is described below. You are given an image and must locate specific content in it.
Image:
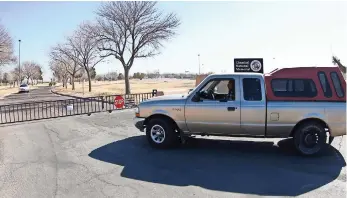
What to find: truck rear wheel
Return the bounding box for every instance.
[293,121,327,156]
[146,118,179,149]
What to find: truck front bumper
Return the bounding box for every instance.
[134,117,145,132]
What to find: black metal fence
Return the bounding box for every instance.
[0,91,155,125]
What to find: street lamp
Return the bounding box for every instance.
[18,39,21,84]
[198,54,201,75]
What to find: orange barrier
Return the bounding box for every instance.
[195,74,209,86]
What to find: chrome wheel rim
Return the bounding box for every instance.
[150,124,165,144]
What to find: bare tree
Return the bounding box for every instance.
[0,22,16,66]
[68,23,104,92]
[22,61,42,84]
[332,56,346,75]
[87,1,180,94]
[32,64,43,84]
[75,69,84,83]
[50,60,69,88]
[10,67,23,87]
[2,72,9,85]
[50,44,81,90]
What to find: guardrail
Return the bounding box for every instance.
[0,91,157,125]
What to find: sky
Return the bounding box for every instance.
[0,1,346,81]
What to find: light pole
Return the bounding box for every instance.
[198,54,201,75]
[18,39,21,84]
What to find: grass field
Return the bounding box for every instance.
[54,78,196,97]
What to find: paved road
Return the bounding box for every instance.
[0,86,73,105]
[0,110,345,198]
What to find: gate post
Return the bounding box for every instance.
[101,96,104,110]
[152,89,157,97]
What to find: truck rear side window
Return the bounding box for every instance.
[318,72,332,98]
[243,78,262,101]
[330,72,344,98]
[271,79,317,97]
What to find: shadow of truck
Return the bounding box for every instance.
[89,136,345,196]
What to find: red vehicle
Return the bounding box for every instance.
[265,66,346,102]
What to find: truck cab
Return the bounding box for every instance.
[185,73,266,137]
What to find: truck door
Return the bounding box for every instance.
[240,76,266,136]
[184,76,241,135]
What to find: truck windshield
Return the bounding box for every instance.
[200,81,216,92]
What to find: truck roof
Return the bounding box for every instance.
[202,66,342,77]
[209,73,264,77]
[265,66,342,78]
[206,66,345,102]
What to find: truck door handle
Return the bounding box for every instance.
[227,107,237,111]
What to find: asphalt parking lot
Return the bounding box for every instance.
[0,86,73,105]
[0,87,122,124]
[0,107,346,198]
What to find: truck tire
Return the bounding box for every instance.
[146,118,179,149]
[293,121,327,156]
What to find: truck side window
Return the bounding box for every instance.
[198,79,235,101]
[215,80,235,101]
[271,79,317,97]
[294,80,304,92]
[330,72,344,98]
[318,72,332,98]
[243,78,262,101]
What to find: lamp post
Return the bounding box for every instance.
[198,54,201,75]
[18,39,21,84]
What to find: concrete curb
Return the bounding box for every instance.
[50,89,110,105]
[50,89,86,99]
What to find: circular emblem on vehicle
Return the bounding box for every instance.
[250,60,262,72]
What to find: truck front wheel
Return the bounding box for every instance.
[293,121,327,156]
[146,118,179,149]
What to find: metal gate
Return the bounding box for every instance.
[0,92,155,125]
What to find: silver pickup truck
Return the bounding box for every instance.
[134,67,346,156]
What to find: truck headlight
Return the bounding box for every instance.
[135,107,140,117]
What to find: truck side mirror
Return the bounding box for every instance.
[191,92,201,102]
